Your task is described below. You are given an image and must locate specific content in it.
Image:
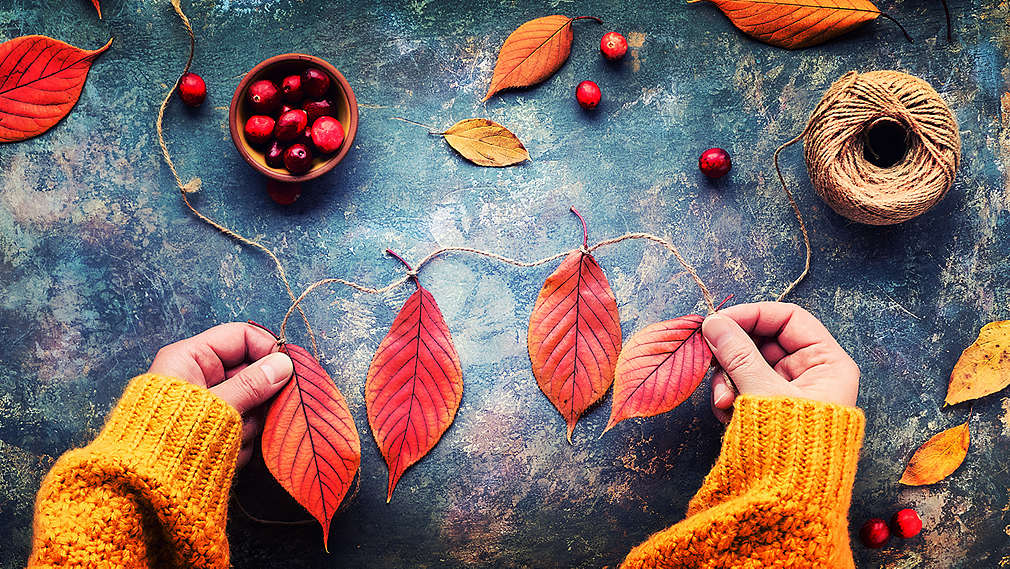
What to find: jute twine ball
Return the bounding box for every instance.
[802,70,961,225]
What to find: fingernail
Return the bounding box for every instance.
[713,380,733,408]
[261,352,293,384]
[702,314,736,351]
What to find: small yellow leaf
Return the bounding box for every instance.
[899,422,969,486]
[441,118,530,167]
[947,320,1010,406]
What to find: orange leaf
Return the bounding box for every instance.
[946,320,1010,406]
[0,36,113,143]
[688,0,882,49]
[91,0,102,18]
[899,421,969,486]
[605,315,712,432]
[484,15,600,102]
[262,343,361,551]
[365,262,463,502]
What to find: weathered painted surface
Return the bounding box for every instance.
[1,0,1009,567]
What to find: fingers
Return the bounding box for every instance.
[710,368,735,424]
[149,323,280,387]
[717,302,839,353]
[702,313,789,397]
[210,352,293,415]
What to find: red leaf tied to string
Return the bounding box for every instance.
[527,208,622,442]
[366,250,463,502]
[261,343,361,551]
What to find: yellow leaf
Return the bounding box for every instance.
[899,422,969,486]
[947,320,1010,405]
[441,119,530,167]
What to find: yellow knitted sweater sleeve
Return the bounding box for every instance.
[27,374,242,569]
[620,395,865,569]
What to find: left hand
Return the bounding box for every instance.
[147,322,293,468]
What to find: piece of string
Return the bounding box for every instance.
[156,0,318,357]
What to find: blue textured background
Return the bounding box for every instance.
[1,0,1009,567]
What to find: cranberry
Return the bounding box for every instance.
[859,518,890,549]
[281,74,303,103]
[294,125,313,148]
[301,67,330,99]
[283,143,313,174]
[264,140,286,169]
[274,109,308,143]
[576,80,601,111]
[699,147,732,178]
[247,79,281,115]
[303,99,336,123]
[891,509,922,538]
[266,180,302,205]
[311,117,344,154]
[600,32,628,61]
[178,72,206,107]
[279,104,295,116]
[243,115,275,147]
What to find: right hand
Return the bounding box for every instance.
[701,302,860,422]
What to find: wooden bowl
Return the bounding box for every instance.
[229,53,358,182]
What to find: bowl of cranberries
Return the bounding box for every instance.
[229,54,358,182]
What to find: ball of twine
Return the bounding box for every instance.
[801,70,961,226]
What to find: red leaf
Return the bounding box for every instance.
[605,315,713,432]
[0,35,113,143]
[365,280,463,502]
[91,0,102,18]
[261,343,361,551]
[528,250,622,442]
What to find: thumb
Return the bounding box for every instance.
[210,352,293,415]
[702,314,783,396]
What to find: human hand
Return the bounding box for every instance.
[702,302,860,422]
[147,322,293,467]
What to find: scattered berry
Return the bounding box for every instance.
[247,79,281,115]
[243,115,275,147]
[266,180,302,205]
[860,518,890,549]
[295,125,313,148]
[576,80,601,111]
[891,509,922,539]
[264,140,286,169]
[274,109,308,143]
[699,147,732,179]
[303,99,335,123]
[281,74,303,103]
[311,116,345,154]
[279,104,296,116]
[283,143,313,174]
[301,67,330,99]
[600,32,628,61]
[178,72,206,107]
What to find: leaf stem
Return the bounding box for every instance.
[385,249,419,287]
[246,319,281,341]
[880,12,914,44]
[569,206,588,248]
[939,0,953,43]
[572,16,604,25]
[714,294,734,311]
[391,116,441,134]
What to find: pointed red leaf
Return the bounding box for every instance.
[605,315,713,432]
[528,250,622,442]
[366,282,463,502]
[261,343,361,551]
[0,35,113,143]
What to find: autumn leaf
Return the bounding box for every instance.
[946,320,1010,406]
[484,15,601,101]
[899,421,969,486]
[528,208,622,442]
[262,343,361,551]
[91,0,102,18]
[442,118,530,167]
[0,35,113,143]
[687,0,908,50]
[604,315,713,432]
[366,250,463,502]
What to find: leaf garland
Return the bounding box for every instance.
[442,118,530,167]
[0,35,113,143]
[899,421,969,486]
[946,320,1010,406]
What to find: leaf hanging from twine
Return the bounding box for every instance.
[687,0,912,50]
[604,315,713,433]
[261,343,361,551]
[91,0,102,18]
[365,250,463,502]
[528,208,622,442]
[946,320,1010,406]
[484,15,601,101]
[899,421,969,486]
[0,35,113,143]
[443,118,530,166]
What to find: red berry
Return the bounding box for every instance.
[600,32,628,61]
[274,109,308,143]
[283,143,313,174]
[859,518,890,549]
[699,147,732,178]
[576,80,601,111]
[266,180,302,205]
[303,99,336,123]
[281,75,303,103]
[301,67,330,99]
[264,140,286,169]
[279,104,296,117]
[178,72,206,107]
[247,79,281,115]
[243,115,275,147]
[311,116,345,154]
[891,509,922,538]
